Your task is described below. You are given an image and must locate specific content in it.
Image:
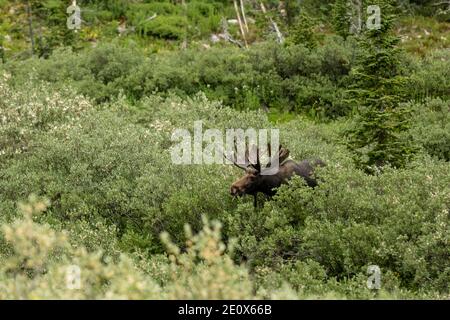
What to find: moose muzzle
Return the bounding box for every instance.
[230,185,244,197]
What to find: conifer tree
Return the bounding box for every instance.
[286,11,317,49]
[333,0,368,38]
[346,0,416,171]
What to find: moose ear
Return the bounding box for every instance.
[245,166,259,175]
[278,147,290,164]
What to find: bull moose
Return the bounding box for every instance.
[226,143,325,207]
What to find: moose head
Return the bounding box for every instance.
[225,142,291,207]
[225,141,324,207]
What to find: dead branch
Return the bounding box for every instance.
[259,2,284,44]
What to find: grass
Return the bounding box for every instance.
[396,16,450,56]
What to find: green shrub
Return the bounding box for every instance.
[409,98,450,161]
[0,196,256,299]
[138,15,187,40]
[0,77,448,298]
[226,159,450,293]
[408,49,450,101]
[2,193,446,299]
[4,39,357,117]
[0,72,92,159]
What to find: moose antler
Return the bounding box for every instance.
[223,137,250,170]
[224,138,290,172]
[223,138,261,171]
[265,145,290,169]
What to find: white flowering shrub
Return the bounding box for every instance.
[160,217,256,299]
[2,194,446,300]
[0,195,162,299]
[0,77,448,299]
[0,72,92,158]
[0,196,257,299]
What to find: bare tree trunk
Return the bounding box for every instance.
[181,0,187,49]
[260,2,284,44]
[233,0,248,48]
[219,18,244,48]
[26,0,35,56]
[240,0,249,33]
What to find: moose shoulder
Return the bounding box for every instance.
[227,144,325,207]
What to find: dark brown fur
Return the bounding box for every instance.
[230,147,325,207]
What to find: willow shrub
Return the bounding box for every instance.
[409,98,450,161]
[226,157,450,293]
[5,39,355,117]
[0,195,256,299]
[0,79,448,298]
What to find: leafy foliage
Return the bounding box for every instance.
[286,12,318,49]
[345,0,416,170]
[5,39,356,117]
[0,0,448,300]
[0,77,449,298]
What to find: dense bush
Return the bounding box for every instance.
[1,2,449,298]
[408,49,450,101]
[5,39,357,117]
[409,98,450,161]
[0,77,448,298]
[8,33,443,120]
[0,72,92,159]
[1,187,447,299]
[227,159,450,292]
[0,196,256,299]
